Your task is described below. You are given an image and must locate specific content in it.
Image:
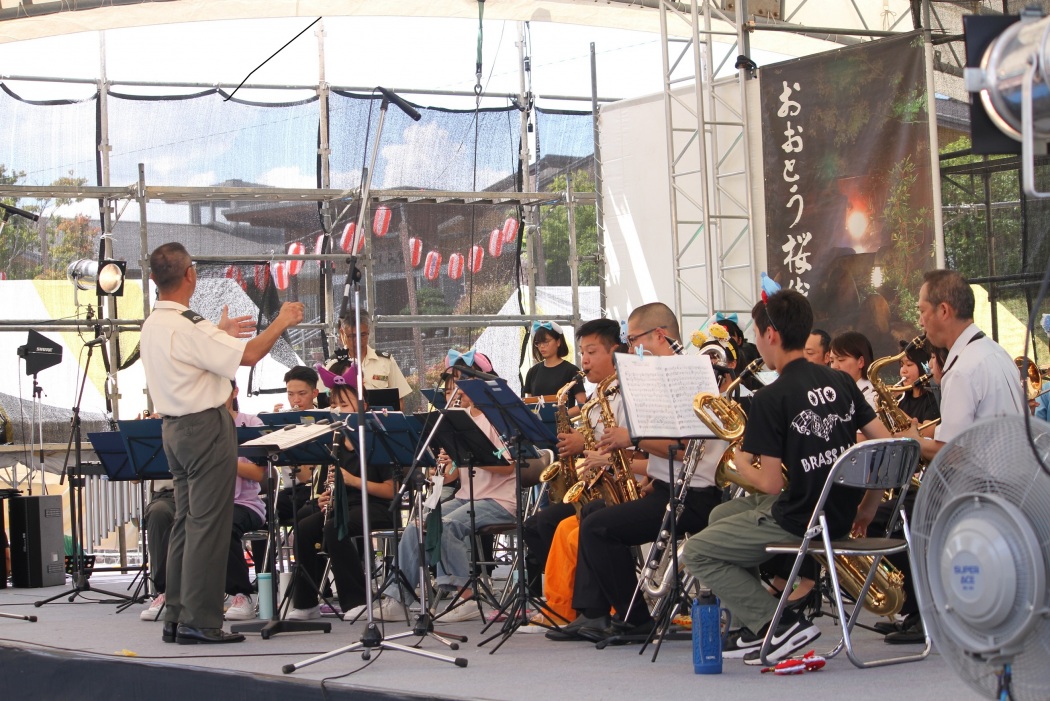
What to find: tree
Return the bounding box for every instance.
[0,164,40,279]
[538,170,599,286]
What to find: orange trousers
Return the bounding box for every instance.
[542,515,579,623]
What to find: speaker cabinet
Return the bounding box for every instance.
[9,495,65,588]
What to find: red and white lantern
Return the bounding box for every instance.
[315,233,327,255]
[254,264,269,291]
[424,251,442,281]
[339,222,364,254]
[488,228,504,258]
[408,237,423,267]
[468,245,484,274]
[273,262,290,291]
[0,271,8,281]
[287,241,305,276]
[373,205,392,237]
[502,217,519,244]
[447,253,464,280]
[224,264,245,290]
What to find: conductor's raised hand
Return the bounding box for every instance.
[218,305,257,339]
[277,301,305,328]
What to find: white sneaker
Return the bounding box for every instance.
[344,603,368,620]
[140,593,165,621]
[371,597,409,622]
[439,602,482,623]
[225,593,256,621]
[286,605,321,621]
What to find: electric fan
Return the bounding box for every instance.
[911,415,1050,700]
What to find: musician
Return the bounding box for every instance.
[372,350,519,624]
[526,318,629,628]
[829,331,878,411]
[896,339,940,429]
[804,328,832,366]
[551,303,726,643]
[885,270,1024,644]
[273,366,322,525]
[140,242,303,644]
[681,289,890,664]
[523,320,586,404]
[331,308,411,409]
[285,361,396,621]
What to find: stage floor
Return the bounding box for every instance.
[0,573,986,701]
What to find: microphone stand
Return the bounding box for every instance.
[284,85,465,674]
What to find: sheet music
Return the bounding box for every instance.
[615,353,720,440]
[241,421,341,452]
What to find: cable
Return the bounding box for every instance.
[224,18,321,102]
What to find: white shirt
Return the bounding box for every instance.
[140,301,244,416]
[856,378,878,412]
[647,438,727,488]
[936,323,1025,443]
[331,345,412,398]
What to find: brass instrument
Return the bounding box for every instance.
[870,334,926,434]
[538,372,587,503]
[1016,356,1042,402]
[563,374,638,506]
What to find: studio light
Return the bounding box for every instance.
[67,258,127,296]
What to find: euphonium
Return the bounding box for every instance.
[538,371,587,503]
[563,375,637,506]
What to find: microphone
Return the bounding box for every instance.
[84,337,106,347]
[0,203,40,223]
[377,87,422,122]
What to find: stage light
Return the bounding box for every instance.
[66,258,126,296]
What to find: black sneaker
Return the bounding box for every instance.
[722,626,761,659]
[742,612,820,666]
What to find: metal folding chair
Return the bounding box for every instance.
[762,437,931,668]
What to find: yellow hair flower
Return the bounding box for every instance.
[709,324,730,341]
[690,329,708,348]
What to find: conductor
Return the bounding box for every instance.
[140,243,304,644]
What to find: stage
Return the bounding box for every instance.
[0,573,986,701]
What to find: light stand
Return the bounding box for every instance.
[34,340,133,607]
[285,84,466,674]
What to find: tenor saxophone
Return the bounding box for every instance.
[538,371,587,503]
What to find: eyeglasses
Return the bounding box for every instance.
[626,326,665,346]
[534,337,556,347]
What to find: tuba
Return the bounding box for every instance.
[538,372,587,503]
[563,375,638,507]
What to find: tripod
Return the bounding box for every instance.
[35,341,133,607]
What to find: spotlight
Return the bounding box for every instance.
[67,258,127,296]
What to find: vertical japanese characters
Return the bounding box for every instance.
[778,80,811,296]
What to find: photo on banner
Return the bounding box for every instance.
[759,30,935,358]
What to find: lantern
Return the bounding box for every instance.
[224,264,245,290]
[254,264,269,291]
[424,251,442,281]
[373,205,392,237]
[408,237,423,267]
[502,217,519,244]
[287,241,305,276]
[468,245,484,274]
[339,222,364,254]
[315,233,327,255]
[488,228,503,258]
[447,253,464,280]
[273,262,290,291]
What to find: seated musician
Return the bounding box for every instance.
[371,350,521,624]
[140,381,267,622]
[285,361,396,621]
[829,331,878,411]
[273,365,322,525]
[546,305,726,642]
[522,319,624,617]
[681,289,890,664]
[523,320,587,406]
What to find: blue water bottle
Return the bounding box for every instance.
[257,572,273,620]
[693,588,722,674]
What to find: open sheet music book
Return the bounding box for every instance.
[240,420,342,452]
[614,352,721,441]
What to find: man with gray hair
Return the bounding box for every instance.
[334,308,411,406]
[140,242,304,644]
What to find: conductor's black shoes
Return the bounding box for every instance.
[175,624,246,644]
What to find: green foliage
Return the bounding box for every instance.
[538,170,599,286]
[402,285,452,315]
[453,281,513,336]
[878,155,933,325]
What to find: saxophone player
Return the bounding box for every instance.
[680,289,891,665]
[551,303,726,643]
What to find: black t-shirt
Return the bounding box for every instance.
[522,359,584,399]
[897,391,940,425]
[321,443,395,510]
[741,358,877,538]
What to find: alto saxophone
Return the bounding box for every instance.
[563,374,637,506]
[538,371,587,503]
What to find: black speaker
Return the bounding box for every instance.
[9,495,65,588]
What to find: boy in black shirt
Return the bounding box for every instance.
[681,289,889,664]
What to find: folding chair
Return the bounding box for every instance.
[762,437,930,668]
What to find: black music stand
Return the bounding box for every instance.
[454,377,561,653]
[231,421,339,639]
[89,427,172,613]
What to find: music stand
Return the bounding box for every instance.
[231,421,339,639]
[89,428,172,613]
[454,377,561,653]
